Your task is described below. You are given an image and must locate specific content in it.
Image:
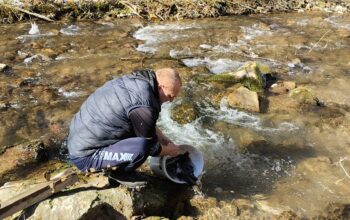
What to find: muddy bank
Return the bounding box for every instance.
[1,0,350,23]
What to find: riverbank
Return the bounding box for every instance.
[1,0,350,23]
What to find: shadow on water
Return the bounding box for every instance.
[201,140,317,200]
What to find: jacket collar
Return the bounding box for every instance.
[130,69,160,100]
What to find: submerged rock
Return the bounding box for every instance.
[227,86,260,112]
[314,203,350,220]
[288,87,319,105]
[275,211,301,220]
[270,81,296,94]
[191,198,239,219]
[171,102,199,125]
[40,48,59,59]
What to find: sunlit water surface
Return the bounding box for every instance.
[1,12,350,218]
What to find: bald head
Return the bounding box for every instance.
[155,68,182,104]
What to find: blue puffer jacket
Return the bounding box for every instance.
[67,69,161,157]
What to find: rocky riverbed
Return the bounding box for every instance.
[1,10,350,219]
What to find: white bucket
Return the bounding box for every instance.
[149,145,204,184]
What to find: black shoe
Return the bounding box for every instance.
[108,170,148,188]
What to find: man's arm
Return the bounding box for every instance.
[129,107,161,156]
[156,127,180,156]
[129,107,180,157]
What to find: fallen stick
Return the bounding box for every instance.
[0,3,54,22]
[119,1,143,18]
[308,30,330,54]
[339,157,350,180]
[0,169,78,219]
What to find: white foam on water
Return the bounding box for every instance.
[296,19,309,26]
[16,32,56,42]
[133,23,197,53]
[202,98,299,134]
[169,48,192,58]
[325,16,350,30]
[157,98,298,172]
[23,54,50,64]
[199,41,246,54]
[60,25,81,35]
[55,55,70,61]
[10,102,20,109]
[199,44,212,49]
[240,23,273,41]
[182,57,243,74]
[58,88,83,98]
[29,22,40,35]
[157,101,252,169]
[157,101,227,148]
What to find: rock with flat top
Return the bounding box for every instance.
[227,86,260,112]
[0,173,192,220]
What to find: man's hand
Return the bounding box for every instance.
[159,142,181,157]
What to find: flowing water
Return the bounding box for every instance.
[1,12,350,218]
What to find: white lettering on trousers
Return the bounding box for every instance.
[101,152,134,161]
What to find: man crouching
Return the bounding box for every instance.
[67,68,182,187]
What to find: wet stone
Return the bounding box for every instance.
[275,211,301,220]
[0,63,8,72]
[229,61,269,92]
[18,77,40,87]
[270,81,296,94]
[336,29,350,38]
[194,61,268,92]
[171,102,199,125]
[200,200,239,219]
[4,51,17,61]
[40,48,59,59]
[314,203,350,220]
[30,41,43,49]
[17,50,31,59]
[268,94,299,113]
[289,87,319,105]
[0,101,11,111]
[227,86,260,112]
[189,196,218,215]
[288,58,302,68]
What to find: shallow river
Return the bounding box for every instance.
[1,11,350,218]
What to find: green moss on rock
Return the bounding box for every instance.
[194,61,270,92]
[289,87,318,105]
[171,103,199,125]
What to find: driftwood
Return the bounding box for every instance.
[0,169,78,219]
[0,3,54,22]
[119,1,143,18]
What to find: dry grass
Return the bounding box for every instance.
[1,0,349,23]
